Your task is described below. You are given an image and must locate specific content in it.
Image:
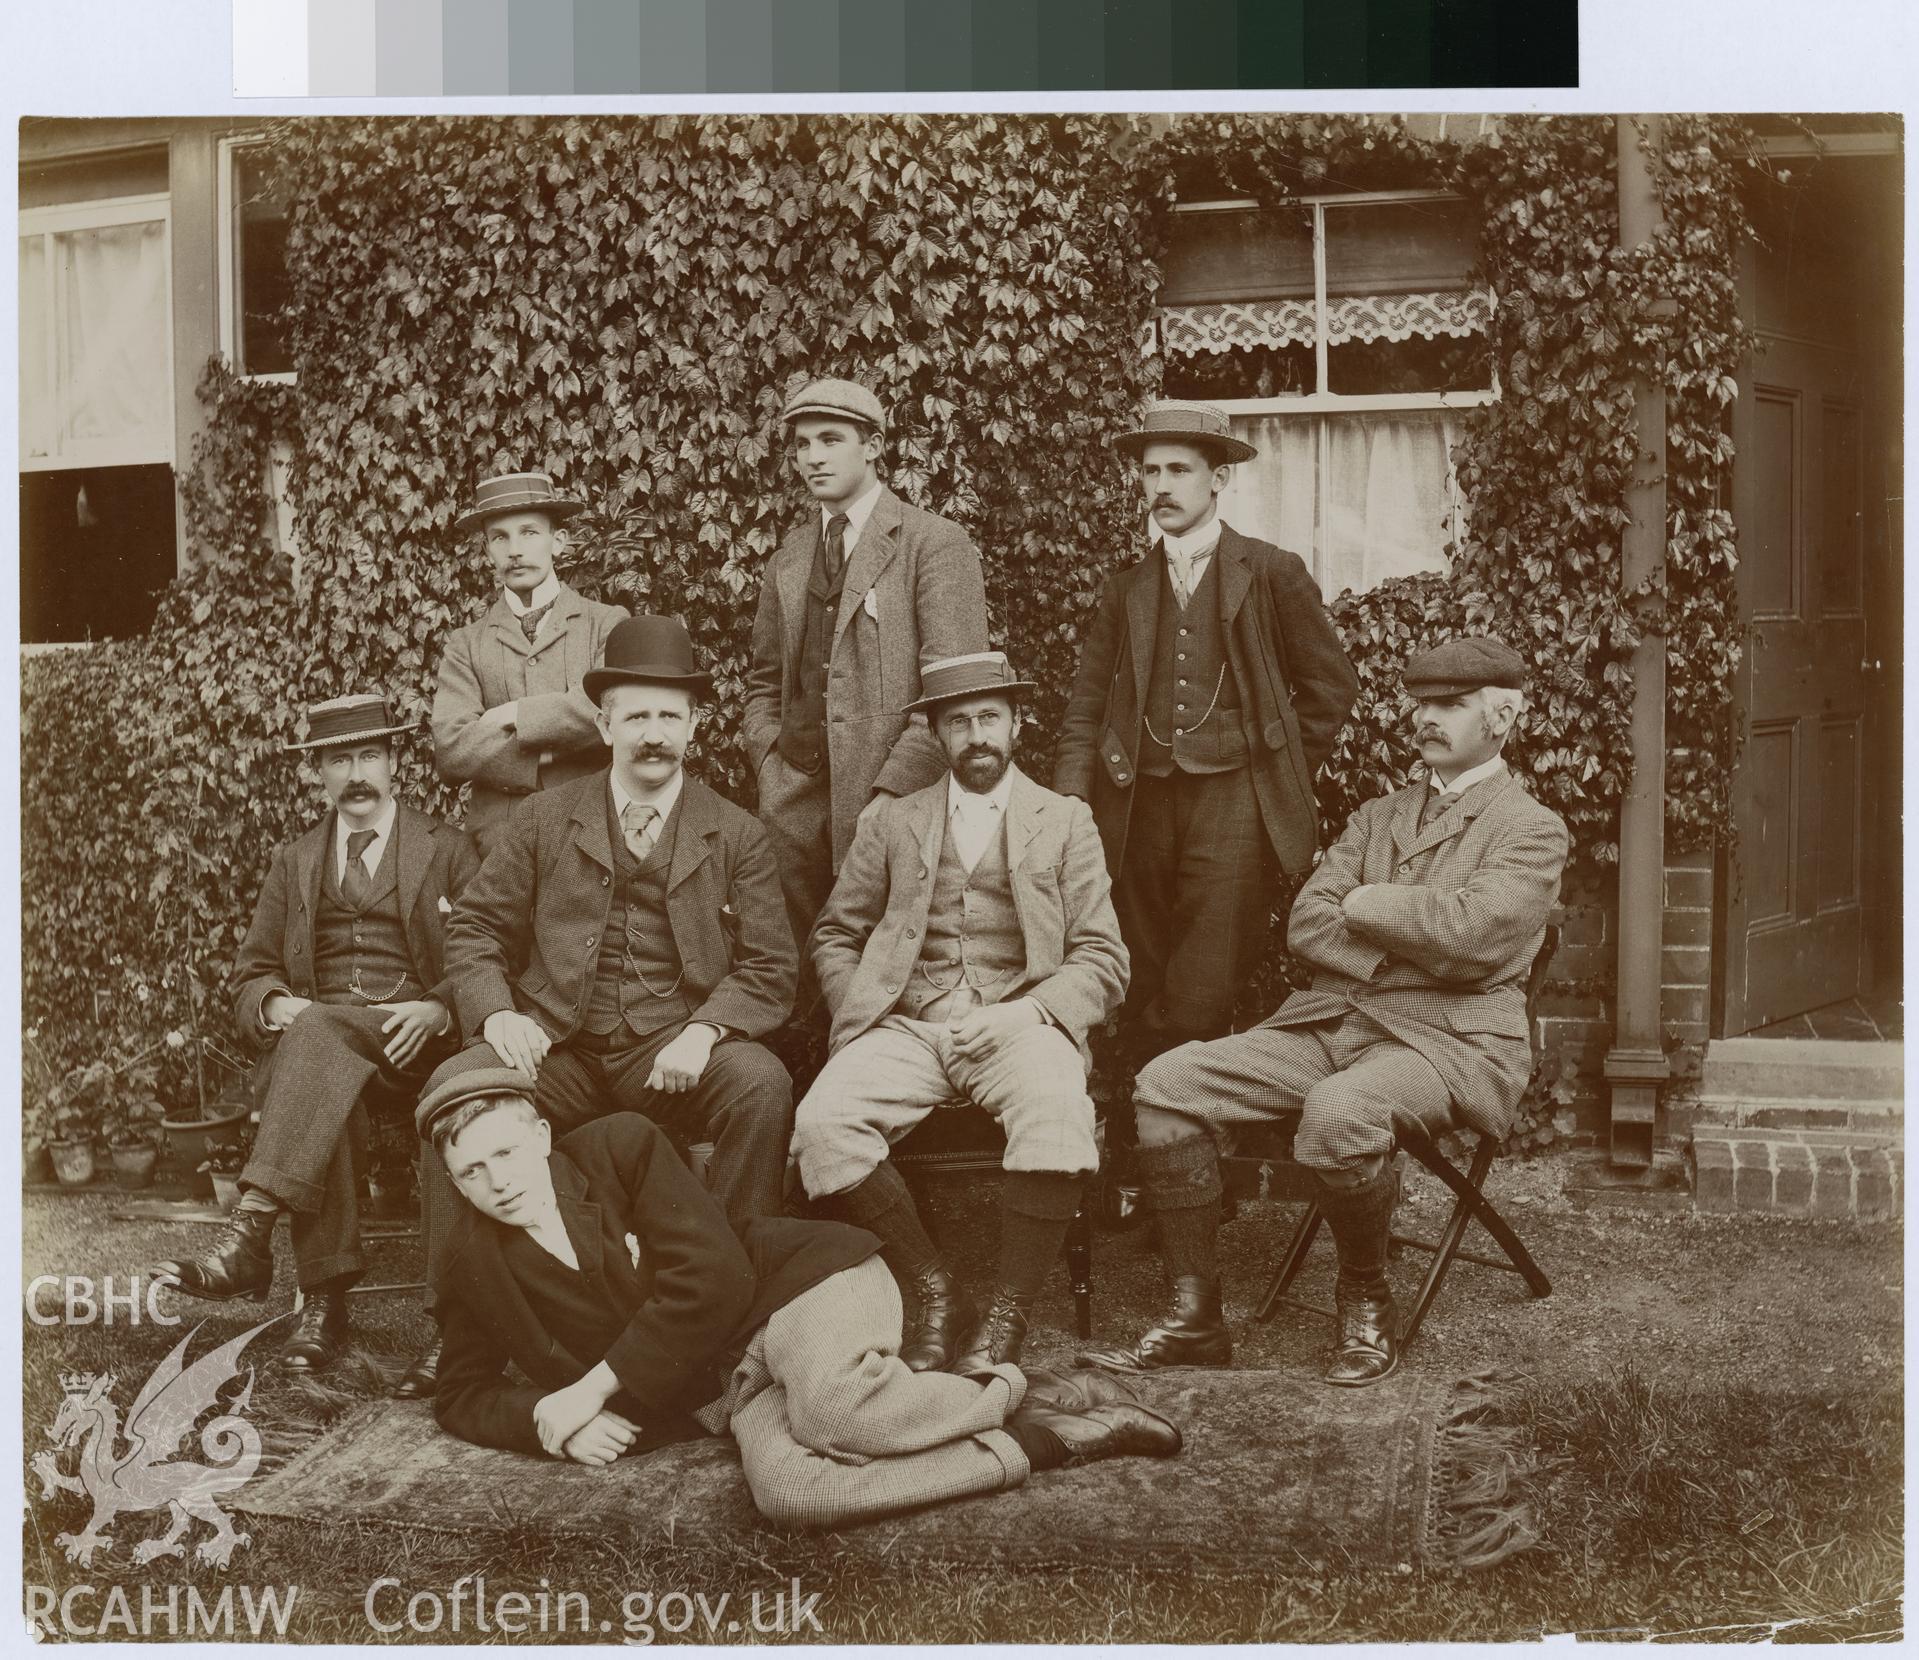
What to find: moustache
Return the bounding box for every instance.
[632,746,676,761]
[342,785,377,798]
[1416,730,1447,745]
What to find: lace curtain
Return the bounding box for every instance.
[1216,411,1463,599]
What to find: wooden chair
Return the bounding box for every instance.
[893,1109,1097,1340]
[1253,926,1559,1345]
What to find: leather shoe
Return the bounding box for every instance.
[1075,1274,1231,1373]
[900,1265,975,1374]
[954,1289,1030,1376]
[393,1337,442,1400]
[1325,1275,1398,1388]
[1011,1398,1183,1466]
[152,1206,275,1302]
[279,1290,351,1374]
[1019,1366,1143,1412]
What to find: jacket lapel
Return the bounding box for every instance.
[395,804,433,928]
[540,585,588,670]
[1126,554,1160,708]
[835,488,904,643]
[1216,525,1254,626]
[445,1203,588,1383]
[1396,768,1516,860]
[486,594,535,663]
[551,1152,608,1288]
[1004,766,1045,876]
[666,778,717,894]
[290,815,330,979]
[570,774,616,874]
[775,526,812,666]
[913,780,946,880]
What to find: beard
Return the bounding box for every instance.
[954,745,1011,792]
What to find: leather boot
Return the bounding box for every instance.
[1318,1166,1400,1388]
[954,1288,1031,1376]
[1009,1397,1183,1466]
[152,1206,275,1301]
[1074,1275,1232,1373]
[279,1287,352,1374]
[824,1168,974,1373]
[1020,1366,1143,1412]
[393,1336,442,1400]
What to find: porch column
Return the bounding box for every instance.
[1603,115,1671,1168]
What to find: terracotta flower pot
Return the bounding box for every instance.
[111,1144,160,1189]
[161,1102,251,1171]
[48,1140,96,1188]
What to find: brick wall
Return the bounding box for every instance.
[1537,876,1614,1136]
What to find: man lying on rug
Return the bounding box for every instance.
[1082,637,1568,1388]
[418,1065,1181,1528]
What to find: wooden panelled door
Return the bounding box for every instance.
[1722,334,1870,1032]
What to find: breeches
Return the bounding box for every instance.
[708,1256,1028,1528]
[1132,1012,1455,1175]
[792,1016,1099,1199]
[1114,768,1277,1047]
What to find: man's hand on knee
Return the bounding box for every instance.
[482,1010,552,1077]
[647,1024,717,1094]
[948,1000,1044,1064]
[262,992,314,1031]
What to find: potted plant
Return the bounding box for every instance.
[198,1136,249,1211]
[160,1076,253,1172]
[105,1068,167,1189]
[47,1097,98,1188]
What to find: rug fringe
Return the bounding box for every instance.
[1428,1372,1541,1571]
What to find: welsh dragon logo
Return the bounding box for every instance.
[31,1317,282,1569]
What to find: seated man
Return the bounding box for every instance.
[436,614,796,1232]
[794,652,1130,1375]
[421,1068,1180,1528]
[155,694,479,1381]
[1082,638,1569,1387]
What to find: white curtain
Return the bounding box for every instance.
[19,236,49,461]
[59,219,170,454]
[1220,411,1460,599]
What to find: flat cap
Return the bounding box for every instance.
[1402,636,1529,697]
[414,1066,538,1143]
[781,377,887,433]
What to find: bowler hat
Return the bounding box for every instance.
[1402,636,1529,697]
[781,377,888,434]
[286,693,423,752]
[582,614,715,704]
[902,651,1038,717]
[1112,399,1258,465]
[453,471,587,535]
[415,1066,539,1143]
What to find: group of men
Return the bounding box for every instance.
[152,379,1567,1527]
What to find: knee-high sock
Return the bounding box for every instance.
[997,1171,1083,1302]
[1136,1135,1223,1282]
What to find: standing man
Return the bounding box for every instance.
[433,471,628,850]
[1054,400,1358,1066]
[793,653,1129,1375]
[153,695,478,1386]
[436,614,798,1238]
[742,378,990,960]
[1081,640,1568,1387]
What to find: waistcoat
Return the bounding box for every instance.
[898,814,1026,1022]
[777,520,843,776]
[1141,553,1246,778]
[582,794,692,1039]
[313,831,425,1004]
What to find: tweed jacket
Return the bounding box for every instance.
[434,1114,878,1457]
[741,487,989,867]
[811,766,1130,1057]
[446,770,798,1044]
[229,804,481,1055]
[1267,768,1569,1137]
[431,583,630,837]
[1053,525,1359,877]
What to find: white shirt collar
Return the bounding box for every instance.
[1161,514,1224,564]
[823,479,884,545]
[502,572,562,616]
[949,766,1015,821]
[610,765,686,827]
[335,796,399,881]
[1429,755,1507,796]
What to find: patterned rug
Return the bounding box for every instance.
[237,1368,1537,1573]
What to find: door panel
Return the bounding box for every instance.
[1723,335,1867,1032]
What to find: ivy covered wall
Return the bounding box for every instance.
[21,113,1756,1146]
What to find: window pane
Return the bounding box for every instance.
[1323,198,1493,395]
[1218,411,1461,598]
[1161,337,1315,401]
[20,235,50,461]
[1327,330,1493,396]
[233,147,293,375]
[20,464,178,643]
[1161,205,1313,304]
[1324,198,1478,296]
[58,218,170,452]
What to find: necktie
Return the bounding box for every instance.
[342,829,377,908]
[621,802,661,864]
[1419,789,1459,831]
[518,600,553,643]
[824,513,850,586]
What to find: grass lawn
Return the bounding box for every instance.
[21,1176,1904,1643]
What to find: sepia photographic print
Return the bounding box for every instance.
[12,7,1907,1650]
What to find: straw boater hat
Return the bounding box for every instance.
[581,614,715,704]
[1112,399,1258,465]
[902,651,1038,717]
[780,377,888,434]
[452,471,587,535]
[286,693,423,753]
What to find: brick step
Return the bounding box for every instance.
[1689,1096,1904,1132]
[1687,1126,1902,1221]
[1697,1038,1904,1105]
